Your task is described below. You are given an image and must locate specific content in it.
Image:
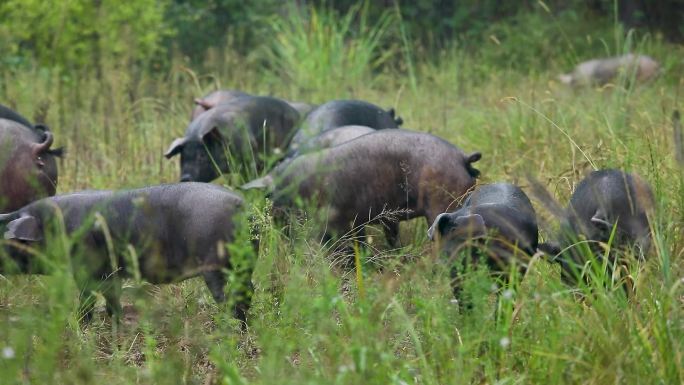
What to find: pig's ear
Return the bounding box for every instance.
[455,214,486,237]
[428,213,453,240]
[590,209,612,230]
[241,175,273,190]
[164,137,187,159]
[558,74,573,85]
[429,213,486,240]
[194,98,214,110]
[387,107,403,126]
[4,216,41,242]
[198,126,223,143]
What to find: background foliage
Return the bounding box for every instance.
[2,0,682,73]
[0,0,170,72]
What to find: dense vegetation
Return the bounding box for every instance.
[0,1,682,384]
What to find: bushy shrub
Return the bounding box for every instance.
[0,0,172,71]
[164,0,282,61]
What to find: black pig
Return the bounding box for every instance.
[427,183,539,303]
[244,129,481,248]
[428,183,539,261]
[289,100,402,151]
[555,169,655,280]
[0,183,255,323]
[190,90,316,122]
[166,95,300,182]
[190,90,250,121]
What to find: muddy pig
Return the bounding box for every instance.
[244,129,481,247]
[1,120,63,212]
[559,54,660,86]
[0,183,255,323]
[553,169,655,282]
[166,95,300,182]
[289,100,402,152]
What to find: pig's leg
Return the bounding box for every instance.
[332,225,366,269]
[76,274,103,323]
[228,245,256,324]
[77,289,97,323]
[76,277,123,323]
[102,277,123,321]
[230,277,253,325]
[203,269,253,324]
[449,256,474,311]
[381,220,400,247]
[203,270,227,303]
[350,226,366,247]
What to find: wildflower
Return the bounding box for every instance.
[499,337,510,348]
[502,289,514,300]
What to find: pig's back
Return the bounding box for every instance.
[468,184,534,214]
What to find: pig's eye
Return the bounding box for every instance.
[36,155,45,167]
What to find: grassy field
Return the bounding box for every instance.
[0,6,683,385]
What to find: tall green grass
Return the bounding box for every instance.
[1,5,683,385]
[259,2,395,99]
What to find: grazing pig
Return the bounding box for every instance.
[554,169,655,281]
[559,54,660,86]
[427,183,539,302]
[244,129,481,247]
[190,90,316,122]
[166,95,300,182]
[0,183,255,323]
[190,90,251,121]
[285,125,375,159]
[0,120,62,212]
[289,100,403,151]
[565,169,655,250]
[428,183,539,265]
